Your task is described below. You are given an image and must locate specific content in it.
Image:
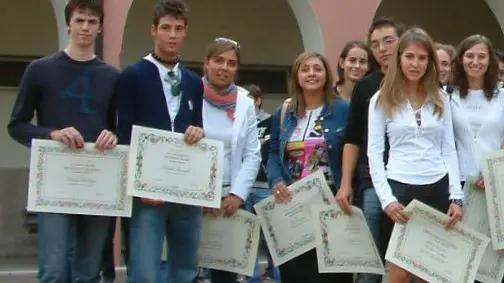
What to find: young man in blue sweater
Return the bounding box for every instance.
[7,0,119,282]
[115,1,204,283]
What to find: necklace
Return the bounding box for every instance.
[151,50,180,65]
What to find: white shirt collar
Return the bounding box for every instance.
[144,53,181,77]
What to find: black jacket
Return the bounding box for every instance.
[256,114,272,185]
[344,71,385,190]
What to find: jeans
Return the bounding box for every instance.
[100,218,117,281]
[244,187,281,283]
[37,212,111,283]
[355,187,383,283]
[159,260,168,283]
[127,198,202,283]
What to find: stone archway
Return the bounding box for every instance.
[299,0,504,71]
[287,0,325,54]
[103,0,329,68]
[485,0,504,37]
[118,0,306,67]
[374,0,504,47]
[50,0,70,50]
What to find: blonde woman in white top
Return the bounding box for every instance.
[367,27,463,283]
[450,34,504,189]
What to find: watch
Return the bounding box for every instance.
[451,199,463,207]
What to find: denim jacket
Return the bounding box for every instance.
[267,98,349,192]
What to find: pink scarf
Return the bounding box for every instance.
[202,77,237,121]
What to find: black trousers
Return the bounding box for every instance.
[209,270,236,282]
[380,175,450,260]
[278,249,353,283]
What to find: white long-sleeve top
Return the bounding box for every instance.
[367,91,463,210]
[451,88,504,181]
[203,102,233,185]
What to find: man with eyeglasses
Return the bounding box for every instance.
[115,1,205,283]
[335,17,405,283]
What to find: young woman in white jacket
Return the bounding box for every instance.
[200,38,261,283]
[450,34,504,190]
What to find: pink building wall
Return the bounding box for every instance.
[311,0,381,69]
[103,0,133,69]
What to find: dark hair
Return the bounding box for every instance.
[65,0,104,26]
[367,17,405,43]
[243,84,262,99]
[243,84,262,108]
[153,0,188,27]
[335,40,374,86]
[453,34,499,100]
[497,49,504,62]
[435,43,456,61]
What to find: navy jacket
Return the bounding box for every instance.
[115,59,203,145]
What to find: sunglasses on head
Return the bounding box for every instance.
[214,37,240,49]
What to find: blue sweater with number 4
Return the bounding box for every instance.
[8,51,119,147]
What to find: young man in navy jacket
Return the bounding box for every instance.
[115,1,204,283]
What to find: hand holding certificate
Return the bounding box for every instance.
[463,180,504,283]
[27,139,132,217]
[198,210,260,276]
[311,205,385,274]
[386,199,489,283]
[254,170,336,266]
[127,125,224,208]
[482,150,504,249]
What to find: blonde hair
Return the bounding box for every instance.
[377,27,443,118]
[289,52,337,117]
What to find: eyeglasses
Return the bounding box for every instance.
[214,37,240,49]
[370,37,397,50]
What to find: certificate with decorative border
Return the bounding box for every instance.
[27,139,132,217]
[311,205,385,274]
[198,209,260,276]
[463,180,504,283]
[386,199,489,283]
[482,150,504,250]
[128,125,223,208]
[254,170,336,266]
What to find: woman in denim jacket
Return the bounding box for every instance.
[267,52,350,283]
